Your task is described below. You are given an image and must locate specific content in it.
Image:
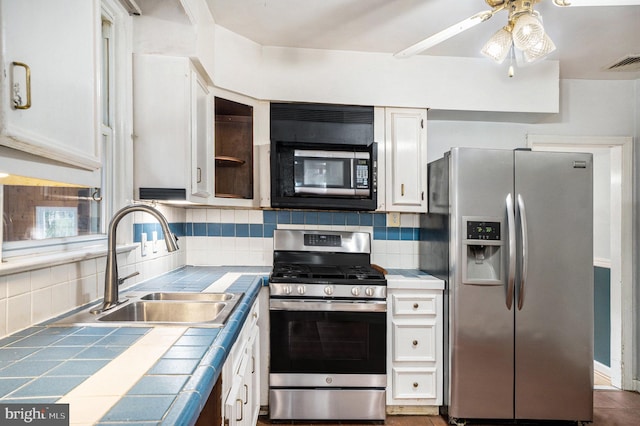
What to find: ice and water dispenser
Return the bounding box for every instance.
[462,218,503,285]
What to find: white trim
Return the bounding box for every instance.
[527,134,634,391]
[0,243,136,277]
[594,360,611,381]
[594,258,611,269]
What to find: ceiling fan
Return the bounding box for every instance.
[394,0,640,68]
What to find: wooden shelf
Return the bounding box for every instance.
[215,156,245,167]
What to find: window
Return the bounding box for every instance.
[0,0,130,259]
[3,185,101,244]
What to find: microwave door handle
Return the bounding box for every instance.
[350,157,355,192]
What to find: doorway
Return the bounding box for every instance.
[528,135,633,390]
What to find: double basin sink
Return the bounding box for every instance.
[52,291,244,328]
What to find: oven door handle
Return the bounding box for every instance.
[269,299,387,312]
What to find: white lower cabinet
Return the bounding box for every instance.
[223,299,260,426]
[387,283,443,413]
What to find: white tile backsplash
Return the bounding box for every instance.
[7,293,30,335]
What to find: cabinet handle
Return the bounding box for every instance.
[236,399,243,421]
[12,62,31,110]
[401,183,405,196]
[252,355,256,374]
[196,167,202,183]
[412,340,419,347]
[413,303,419,309]
[413,382,419,388]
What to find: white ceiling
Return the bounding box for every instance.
[205,0,640,80]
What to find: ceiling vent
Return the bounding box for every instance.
[604,54,640,72]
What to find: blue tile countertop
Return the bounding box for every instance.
[0,266,270,425]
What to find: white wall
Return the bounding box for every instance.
[428,79,637,160]
[213,26,559,114]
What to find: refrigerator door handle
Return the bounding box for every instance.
[516,194,529,310]
[505,193,516,310]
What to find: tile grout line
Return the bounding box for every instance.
[57,327,187,425]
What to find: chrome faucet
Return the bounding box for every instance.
[91,204,179,314]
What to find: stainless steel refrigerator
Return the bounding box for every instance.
[420,147,593,424]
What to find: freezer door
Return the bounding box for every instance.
[514,150,593,421]
[449,148,515,420]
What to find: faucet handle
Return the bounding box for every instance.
[118,271,140,286]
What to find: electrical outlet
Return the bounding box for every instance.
[152,231,158,253]
[141,233,147,257]
[387,212,401,227]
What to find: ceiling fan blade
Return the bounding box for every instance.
[394,8,503,58]
[553,0,640,6]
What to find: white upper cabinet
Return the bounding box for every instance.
[133,54,213,203]
[0,0,101,170]
[384,108,428,212]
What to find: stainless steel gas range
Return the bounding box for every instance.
[268,229,387,421]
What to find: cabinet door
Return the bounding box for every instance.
[224,351,252,426]
[1,0,100,170]
[247,326,261,424]
[385,108,427,212]
[191,70,212,198]
[133,54,212,203]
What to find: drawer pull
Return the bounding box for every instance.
[412,340,419,347]
[413,382,419,388]
[413,303,419,309]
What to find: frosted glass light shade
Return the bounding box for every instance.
[512,14,545,50]
[523,33,556,63]
[481,27,513,63]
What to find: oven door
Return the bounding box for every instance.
[269,299,386,375]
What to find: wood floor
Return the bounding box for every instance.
[257,389,640,425]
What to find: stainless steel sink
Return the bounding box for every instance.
[98,301,228,323]
[140,292,235,302]
[50,291,243,328]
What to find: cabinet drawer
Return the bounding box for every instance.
[392,322,436,362]
[392,294,437,316]
[392,367,437,400]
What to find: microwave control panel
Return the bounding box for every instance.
[355,159,370,189]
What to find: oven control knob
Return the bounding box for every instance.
[324,286,333,296]
[351,287,361,297]
[365,287,375,297]
[297,285,306,295]
[282,285,292,295]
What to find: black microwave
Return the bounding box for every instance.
[271,141,377,211]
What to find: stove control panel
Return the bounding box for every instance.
[270,283,386,299]
[304,233,341,247]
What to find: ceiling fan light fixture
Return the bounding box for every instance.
[481,27,513,63]
[512,13,545,50]
[523,32,557,63]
